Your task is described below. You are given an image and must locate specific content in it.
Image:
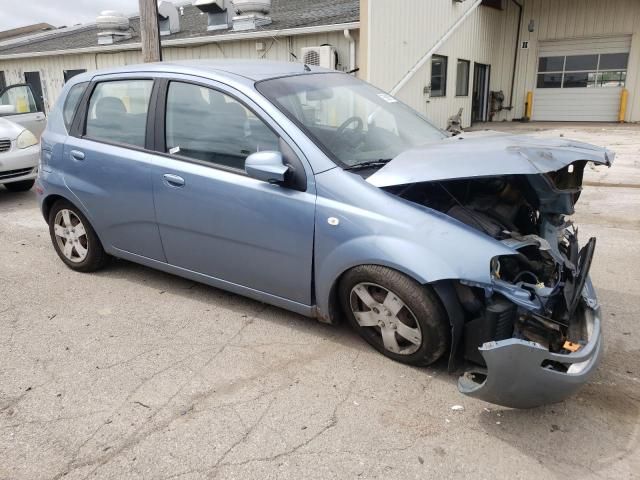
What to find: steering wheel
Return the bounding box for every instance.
[330,116,364,149]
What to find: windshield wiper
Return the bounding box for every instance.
[343,159,392,171]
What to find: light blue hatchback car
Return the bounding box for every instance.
[37,60,612,408]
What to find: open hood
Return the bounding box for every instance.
[366,131,614,188]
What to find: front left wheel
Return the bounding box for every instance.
[339,265,450,366]
[48,200,109,272]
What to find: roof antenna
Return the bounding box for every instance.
[303,64,311,72]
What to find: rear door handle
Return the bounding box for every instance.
[70,150,85,161]
[163,173,185,187]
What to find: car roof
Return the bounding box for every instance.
[89,59,334,82]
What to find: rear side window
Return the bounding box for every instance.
[63,82,88,130]
[164,81,279,170]
[85,80,153,148]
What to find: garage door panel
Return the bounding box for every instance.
[534,36,630,122]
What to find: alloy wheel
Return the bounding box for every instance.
[349,282,423,355]
[53,209,89,263]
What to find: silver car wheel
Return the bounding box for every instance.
[53,209,89,263]
[349,282,423,355]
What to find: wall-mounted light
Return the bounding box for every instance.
[528,19,535,33]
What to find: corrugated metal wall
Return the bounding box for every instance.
[510,0,640,122]
[0,30,356,113]
[364,0,640,126]
[365,0,519,128]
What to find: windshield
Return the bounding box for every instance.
[256,73,446,169]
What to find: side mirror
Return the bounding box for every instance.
[0,105,16,115]
[245,151,289,185]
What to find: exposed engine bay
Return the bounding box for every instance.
[384,160,597,371]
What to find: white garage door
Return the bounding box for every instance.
[533,36,630,121]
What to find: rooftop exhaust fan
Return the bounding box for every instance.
[194,0,232,31]
[157,1,181,36]
[96,11,131,44]
[230,0,272,31]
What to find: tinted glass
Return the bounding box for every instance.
[165,82,279,170]
[456,60,470,96]
[85,80,152,147]
[430,55,447,97]
[599,53,628,70]
[600,71,626,87]
[0,85,38,114]
[536,73,562,88]
[538,56,564,72]
[63,82,88,130]
[564,54,598,71]
[563,72,598,88]
[257,73,445,169]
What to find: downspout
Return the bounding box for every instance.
[390,0,483,95]
[506,0,523,110]
[344,29,356,73]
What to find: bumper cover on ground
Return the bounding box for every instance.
[458,282,603,409]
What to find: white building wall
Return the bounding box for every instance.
[508,0,640,122]
[0,30,357,113]
[364,0,519,128]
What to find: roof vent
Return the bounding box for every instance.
[157,1,180,36]
[96,10,131,45]
[230,0,272,31]
[194,0,232,31]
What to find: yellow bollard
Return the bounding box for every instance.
[525,91,533,120]
[619,89,628,123]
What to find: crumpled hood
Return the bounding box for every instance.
[366,131,614,188]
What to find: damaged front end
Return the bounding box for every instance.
[373,134,613,408]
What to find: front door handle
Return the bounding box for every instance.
[70,150,85,161]
[163,173,185,187]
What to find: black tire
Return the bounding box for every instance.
[4,180,35,192]
[339,265,449,366]
[48,199,109,272]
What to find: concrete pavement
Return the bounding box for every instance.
[1,123,639,479]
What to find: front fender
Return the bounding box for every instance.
[313,169,516,320]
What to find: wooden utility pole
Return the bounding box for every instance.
[139,0,162,62]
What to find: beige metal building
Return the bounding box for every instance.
[0,0,638,128]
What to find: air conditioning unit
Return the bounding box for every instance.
[300,46,337,69]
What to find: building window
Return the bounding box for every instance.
[63,69,87,82]
[430,55,448,97]
[456,59,470,96]
[537,52,628,89]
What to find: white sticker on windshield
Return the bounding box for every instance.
[169,146,181,155]
[377,93,397,103]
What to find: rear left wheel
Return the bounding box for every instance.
[48,200,109,272]
[339,265,449,366]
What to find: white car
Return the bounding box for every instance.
[0,83,46,191]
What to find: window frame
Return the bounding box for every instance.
[72,76,158,152]
[536,52,629,89]
[455,59,470,97]
[430,55,448,98]
[0,83,40,117]
[70,74,308,191]
[154,77,308,191]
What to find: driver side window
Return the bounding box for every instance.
[165,82,280,171]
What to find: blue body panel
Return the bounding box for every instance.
[35,60,607,408]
